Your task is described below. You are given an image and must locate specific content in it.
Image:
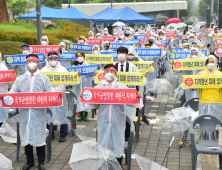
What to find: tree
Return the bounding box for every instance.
[41,0,69,8]
[198,0,218,18]
[7,0,28,18]
[179,0,193,18]
[0,0,9,23]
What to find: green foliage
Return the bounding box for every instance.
[179,0,193,17]
[7,0,28,17]
[0,41,23,57]
[41,0,69,8]
[198,0,218,17]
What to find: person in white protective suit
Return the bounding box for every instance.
[193,32,201,44]
[189,34,196,45]
[188,25,193,33]
[57,42,73,68]
[0,53,8,127]
[100,41,112,52]
[192,42,206,58]
[209,23,214,29]
[152,34,161,44]
[113,33,118,42]
[92,45,100,54]
[4,44,32,76]
[88,31,94,38]
[41,36,49,46]
[207,26,219,54]
[185,32,190,40]
[80,63,143,166]
[147,24,152,32]
[78,35,88,45]
[118,36,124,43]
[127,46,144,62]
[1,54,64,170]
[175,26,182,46]
[102,28,111,36]
[158,31,166,41]
[41,51,69,143]
[95,33,102,39]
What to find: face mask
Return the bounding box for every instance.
[159,36,164,39]
[22,50,30,54]
[207,63,216,69]
[27,62,37,70]
[62,48,65,52]
[118,54,126,62]
[105,72,115,81]
[41,41,48,45]
[128,55,134,60]
[191,55,198,58]
[190,38,194,42]
[104,31,108,34]
[149,41,153,45]
[93,51,99,54]
[79,40,84,44]
[77,57,84,63]
[49,61,58,67]
[104,46,109,50]
[118,40,123,43]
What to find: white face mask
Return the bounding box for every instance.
[183,49,189,52]
[118,40,123,43]
[104,31,108,34]
[105,72,115,81]
[77,57,84,63]
[27,62,37,70]
[62,48,65,52]
[79,40,84,44]
[93,51,99,54]
[128,55,134,60]
[191,55,198,58]
[118,54,126,62]
[41,41,48,45]
[49,61,58,67]
[207,63,216,70]
[159,36,164,39]
[22,50,30,55]
[190,38,194,42]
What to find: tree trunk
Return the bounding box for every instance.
[0,0,9,24]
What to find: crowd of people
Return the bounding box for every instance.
[0,21,221,170]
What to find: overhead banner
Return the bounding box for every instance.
[30,45,59,54]
[102,36,115,42]
[1,92,63,108]
[80,88,140,104]
[135,48,162,57]
[5,53,45,65]
[173,58,205,71]
[130,61,154,72]
[183,75,222,89]
[213,34,222,39]
[169,52,190,60]
[100,51,117,60]
[68,43,93,52]
[60,52,76,60]
[85,54,113,64]
[110,43,133,50]
[66,64,99,76]
[41,72,79,84]
[0,70,16,83]
[96,71,145,86]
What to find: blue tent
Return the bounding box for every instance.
[19,7,88,20]
[87,7,154,23]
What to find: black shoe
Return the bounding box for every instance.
[39,164,46,170]
[22,164,34,170]
[59,135,66,142]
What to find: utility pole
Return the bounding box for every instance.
[111,0,113,9]
[69,0,71,8]
[36,0,42,45]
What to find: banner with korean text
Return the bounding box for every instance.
[110,43,133,50]
[60,52,76,60]
[0,70,16,83]
[173,58,206,71]
[102,36,115,42]
[213,34,222,39]
[68,43,93,52]
[85,54,113,64]
[66,64,99,76]
[135,48,162,57]
[81,88,140,104]
[96,71,145,86]
[183,75,222,89]
[100,51,117,60]
[169,52,190,60]
[5,53,45,65]
[1,92,63,108]
[30,45,59,54]
[130,61,154,72]
[41,72,79,84]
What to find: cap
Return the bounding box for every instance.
[79,35,86,40]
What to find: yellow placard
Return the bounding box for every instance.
[183,75,222,89]
[200,44,205,50]
[173,58,206,71]
[85,54,113,64]
[96,71,145,85]
[41,72,79,84]
[213,34,222,39]
[130,61,154,72]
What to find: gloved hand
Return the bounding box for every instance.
[207,44,210,48]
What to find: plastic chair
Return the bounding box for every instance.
[134,108,142,143]
[124,115,134,170]
[190,115,222,170]
[65,90,77,137]
[182,98,199,112]
[16,108,54,163]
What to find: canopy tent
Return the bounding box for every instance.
[86,7,155,23]
[18,7,88,20]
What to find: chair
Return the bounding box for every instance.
[65,90,77,137]
[190,115,222,170]
[125,115,134,170]
[182,98,199,112]
[134,108,142,143]
[16,108,54,163]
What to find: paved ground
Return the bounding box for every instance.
[1,76,222,170]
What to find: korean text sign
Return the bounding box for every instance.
[173,58,206,71]
[96,71,145,86]
[1,92,63,108]
[30,45,59,54]
[213,34,222,39]
[5,53,45,65]
[0,70,16,83]
[85,54,113,64]
[183,75,222,89]
[130,61,154,72]
[66,64,99,76]
[169,52,190,60]
[86,38,102,45]
[135,48,162,57]
[68,43,93,52]
[81,88,140,104]
[100,51,117,60]
[110,43,133,50]
[102,36,115,42]
[41,72,79,84]
[60,52,76,60]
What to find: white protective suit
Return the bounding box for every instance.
[41,62,68,125]
[83,78,142,158]
[58,42,73,68]
[9,69,52,146]
[207,28,219,54]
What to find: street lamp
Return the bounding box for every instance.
[36,0,42,45]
